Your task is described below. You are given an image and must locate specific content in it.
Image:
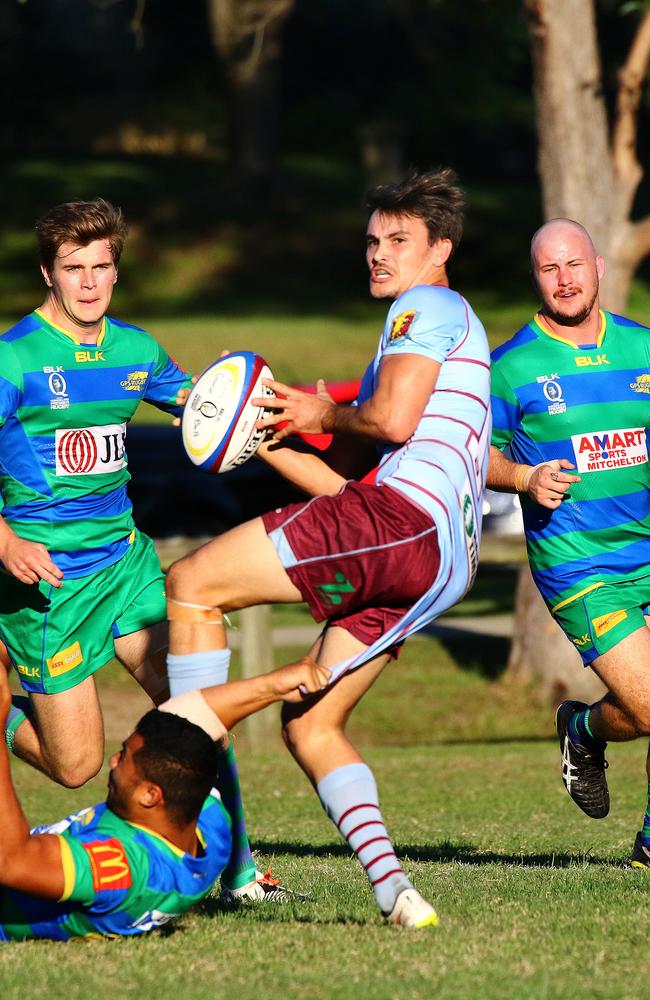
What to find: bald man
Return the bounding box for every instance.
[488,218,650,867]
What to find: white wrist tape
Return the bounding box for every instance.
[158,689,227,741]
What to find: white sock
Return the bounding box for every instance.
[166,648,231,696]
[317,762,412,913]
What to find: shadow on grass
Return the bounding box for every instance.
[247,839,615,868]
[419,630,511,681]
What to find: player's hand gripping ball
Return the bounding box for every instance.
[181,351,274,473]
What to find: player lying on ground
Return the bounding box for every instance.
[0,197,286,902]
[164,169,491,927]
[0,655,329,941]
[488,218,650,867]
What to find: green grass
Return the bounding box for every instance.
[3,636,650,998]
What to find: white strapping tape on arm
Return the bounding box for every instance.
[158,690,227,741]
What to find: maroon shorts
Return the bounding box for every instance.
[262,481,440,647]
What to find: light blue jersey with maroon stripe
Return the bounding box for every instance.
[331,284,490,681]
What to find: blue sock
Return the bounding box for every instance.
[5,695,32,754]
[568,707,603,751]
[641,781,650,847]
[317,763,411,914]
[166,648,230,696]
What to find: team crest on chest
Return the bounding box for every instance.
[43,366,70,410]
[536,372,566,415]
[389,310,418,341]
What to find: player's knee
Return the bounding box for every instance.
[626,704,650,736]
[281,706,330,760]
[48,750,103,788]
[165,558,191,600]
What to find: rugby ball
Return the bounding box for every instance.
[182,352,274,473]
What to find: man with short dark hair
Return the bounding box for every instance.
[0,198,276,905]
[0,655,328,941]
[488,218,650,866]
[165,169,491,926]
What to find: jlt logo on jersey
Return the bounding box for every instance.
[55,423,127,475]
[536,373,566,415]
[75,350,105,363]
[571,427,647,473]
[574,354,609,367]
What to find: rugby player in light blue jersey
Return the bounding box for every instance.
[0,655,328,941]
[164,170,491,926]
[489,219,650,867]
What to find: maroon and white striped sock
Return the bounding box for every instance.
[317,762,412,913]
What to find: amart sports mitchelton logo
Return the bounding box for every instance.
[570,427,647,473]
[55,423,127,476]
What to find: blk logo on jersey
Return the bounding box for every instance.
[571,427,647,473]
[75,350,105,363]
[55,423,127,475]
[574,354,609,367]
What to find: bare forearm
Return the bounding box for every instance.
[487,445,581,509]
[0,740,32,872]
[486,446,527,493]
[258,442,346,497]
[198,658,330,728]
[200,674,280,731]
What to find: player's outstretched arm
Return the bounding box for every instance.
[0,517,63,588]
[256,438,348,497]
[188,657,331,731]
[487,445,581,510]
[257,355,439,444]
[0,668,65,898]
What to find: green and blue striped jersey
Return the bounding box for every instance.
[0,795,231,941]
[0,311,192,577]
[491,310,650,608]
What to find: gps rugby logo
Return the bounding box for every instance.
[630,374,650,394]
[55,423,127,476]
[571,427,647,473]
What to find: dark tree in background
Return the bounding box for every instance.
[207,0,295,190]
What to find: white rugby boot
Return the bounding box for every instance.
[384,887,439,928]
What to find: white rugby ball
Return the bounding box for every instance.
[182,351,274,473]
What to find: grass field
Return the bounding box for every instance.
[2,633,649,1000]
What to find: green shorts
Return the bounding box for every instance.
[0,531,166,694]
[551,574,650,666]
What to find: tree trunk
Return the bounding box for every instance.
[207,0,294,190]
[525,0,650,311]
[507,564,606,705]
[509,1,650,703]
